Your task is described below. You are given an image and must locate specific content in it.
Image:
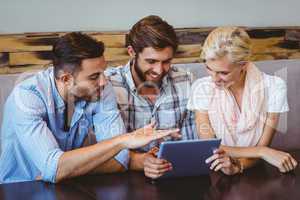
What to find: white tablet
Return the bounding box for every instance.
[157,138,221,179]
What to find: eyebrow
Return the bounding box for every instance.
[145,57,173,62]
[145,58,157,62]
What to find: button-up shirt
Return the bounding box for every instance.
[0,67,128,184]
[105,61,198,152]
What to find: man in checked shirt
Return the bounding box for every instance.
[105,15,198,179]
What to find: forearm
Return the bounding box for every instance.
[221,145,264,158]
[89,158,126,174]
[195,111,215,139]
[129,151,146,171]
[196,122,215,139]
[56,135,125,182]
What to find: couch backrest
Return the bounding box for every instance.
[0,72,37,152]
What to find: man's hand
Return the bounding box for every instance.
[144,147,173,179]
[121,123,181,149]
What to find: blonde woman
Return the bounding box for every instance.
[187,27,297,175]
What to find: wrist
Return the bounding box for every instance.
[257,146,267,159]
[129,151,146,170]
[115,133,131,149]
[236,159,244,174]
[231,158,243,174]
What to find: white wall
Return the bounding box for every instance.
[0,0,299,34]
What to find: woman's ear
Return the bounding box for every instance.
[127,46,136,58]
[240,61,249,71]
[245,61,251,69]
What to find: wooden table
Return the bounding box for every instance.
[1,151,300,200]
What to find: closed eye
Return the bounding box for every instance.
[146,59,157,64]
[219,72,229,75]
[89,73,100,80]
[205,65,212,71]
[162,59,172,65]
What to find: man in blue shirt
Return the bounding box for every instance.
[0,32,179,184]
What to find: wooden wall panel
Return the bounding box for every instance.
[0,27,299,74]
[0,35,57,52]
[7,44,203,67]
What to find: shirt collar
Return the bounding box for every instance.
[49,67,65,109]
[161,70,170,89]
[122,60,138,93]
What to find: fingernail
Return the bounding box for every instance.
[205,159,209,163]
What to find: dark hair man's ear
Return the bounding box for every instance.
[59,72,74,86]
[127,46,136,58]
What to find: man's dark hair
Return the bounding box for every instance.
[128,15,178,55]
[52,32,104,78]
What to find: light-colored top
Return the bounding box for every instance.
[187,66,289,146]
[188,74,289,113]
[0,67,128,184]
[105,61,198,152]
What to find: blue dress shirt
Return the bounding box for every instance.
[0,67,128,184]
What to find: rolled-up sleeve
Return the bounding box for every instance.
[13,88,64,183]
[93,83,129,169]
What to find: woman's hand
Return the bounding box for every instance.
[259,147,298,173]
[205,148,241,175]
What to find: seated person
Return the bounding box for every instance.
[0,32,179,184]
[187,27,297,175]
[106,15,197,179]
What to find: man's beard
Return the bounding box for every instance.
[133,57,167,88]
[71,81,103,102]
[134,57,147,82]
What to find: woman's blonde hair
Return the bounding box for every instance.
[201,27,252,63]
